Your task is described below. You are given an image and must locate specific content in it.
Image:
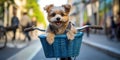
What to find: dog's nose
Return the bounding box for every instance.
[56,17,60,21]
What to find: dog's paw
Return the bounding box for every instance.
[46,33,55,45]
[47,37,54,45]
[67,31,75,40]
[71,25,77,34]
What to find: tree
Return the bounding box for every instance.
[26,0,46,27]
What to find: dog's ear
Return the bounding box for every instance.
[44,4,54,12]
[62,4,71,14]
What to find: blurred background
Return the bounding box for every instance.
[0,0,120,60]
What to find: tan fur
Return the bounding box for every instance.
[44,4,54,13]
[46,32,55,44]
[67,24,77,40]
[44,4,77,45]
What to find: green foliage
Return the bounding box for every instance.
[83,10,88,23]
[0,0,8,4]
[26,0,46,27]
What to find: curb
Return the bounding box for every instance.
[82,40,120,59]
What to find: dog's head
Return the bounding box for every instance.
[44,4,71,27]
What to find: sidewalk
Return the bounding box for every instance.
[82,33,120,59]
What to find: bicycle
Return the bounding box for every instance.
[0,25,19,49]
[24,25,103,60]
[0,25,7,49]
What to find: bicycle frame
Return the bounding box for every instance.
[0,26,7,49]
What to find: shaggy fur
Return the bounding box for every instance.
[44,4,77,44]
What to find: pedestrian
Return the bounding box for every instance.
[110,16,116,39]
[11,12,19,41]
[116,12,120,41]
[20,12,32,41]
[116,23,120,41]
[31,16,37,27]
[85,20,91,37]
[31,16,37,37]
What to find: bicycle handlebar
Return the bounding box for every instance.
[24,25,103,32]
[24,27,45,32]
[76,25,103,31]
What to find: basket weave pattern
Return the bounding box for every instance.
[39,32,83,58]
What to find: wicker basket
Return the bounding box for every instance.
[39,32,83,58]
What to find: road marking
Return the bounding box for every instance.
[7,40,42,60]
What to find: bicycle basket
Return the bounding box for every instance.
[38,32,83,58]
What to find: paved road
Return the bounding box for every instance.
[0,45,25,60]
[32,43,117,60]
[0,41,28,60]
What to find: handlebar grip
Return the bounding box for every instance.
[24,27,46,32]
[24,27,34,32]
[90,25,103,30]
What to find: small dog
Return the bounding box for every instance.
[44,4,77,44]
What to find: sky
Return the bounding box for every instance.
[38,0,67,11]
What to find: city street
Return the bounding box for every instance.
[0,33,119,60]
[0,40,29,60]
[0,0,120,60]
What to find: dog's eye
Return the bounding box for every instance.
[61,13,65,16]
[51,13,56,16]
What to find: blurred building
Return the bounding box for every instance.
[68,0,120,34]
[2,0,27,26]
[68,0,99,27]
[113,0,120,22]
[86,0,99,26]
[14,0,26,20]
[68,0,85,27]
[0,1,4,25]
[113,0,120,16]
